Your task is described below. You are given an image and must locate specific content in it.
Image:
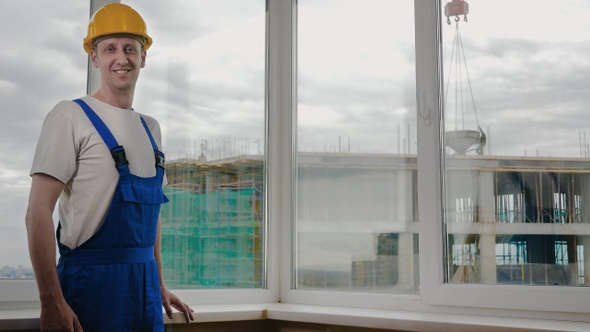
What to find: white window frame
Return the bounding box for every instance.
[142,0,281,305]
[280,0,590,323]
[3,0,590,325]
[0,0,280,310]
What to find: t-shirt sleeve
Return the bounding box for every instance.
[30,104,79,184]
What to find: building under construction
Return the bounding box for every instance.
[160,152,590,290]
[160,156,264,288]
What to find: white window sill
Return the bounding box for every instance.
[0,303,270,331]
[164,303,271,324]
[3,303,590,331]
[265,303,590,332]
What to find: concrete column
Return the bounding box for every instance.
[477,171,497,283]
[579,236,590,286]
[478,171,495,223]
[479,233,497,284]
[580,174,590,223]
[397,232,415,290]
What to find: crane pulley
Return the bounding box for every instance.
[445,0,469,25]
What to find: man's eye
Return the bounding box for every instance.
[126,48,137,54]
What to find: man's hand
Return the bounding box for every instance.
[40,297,83,332]
[161,288,194,323]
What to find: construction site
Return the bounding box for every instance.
[156,0,590,292]
[158,150,590,290]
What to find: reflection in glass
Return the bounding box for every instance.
[442,0,590,286]
[296,0,418,293]
[128,0,266,289]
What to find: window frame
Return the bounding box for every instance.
[3,0,590,324]
[147,0,280,305]
[422,0,590,317]
[281,0,590,322]
[0,0,279,309]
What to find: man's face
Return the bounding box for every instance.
[91,37,146,93]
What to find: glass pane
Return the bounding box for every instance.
[127,0,266,289]
[296,0,418,293]
[0,1,88,279]
[442,0,590,286]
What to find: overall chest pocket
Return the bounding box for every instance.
[119,176,169,205]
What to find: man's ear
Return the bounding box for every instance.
[90,49,100,68]
[140,50,147,69]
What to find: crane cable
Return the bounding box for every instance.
[444,21,480,132]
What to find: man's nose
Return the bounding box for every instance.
[116,50,129,65]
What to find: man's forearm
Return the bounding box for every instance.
[26,210,64,303]
[26,174,66,303]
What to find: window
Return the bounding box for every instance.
[2,0,272,309]
[286,0,590,317]
[442,0,590,289]
[126,0,267,289]
[3,0,590,325]
[295,0,417,293]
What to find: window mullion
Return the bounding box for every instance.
[87,0,115,94]
[267,0,296,302]
[414,0,446,302]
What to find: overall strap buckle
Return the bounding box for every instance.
[155,151,165,169]
[111,146,129,167]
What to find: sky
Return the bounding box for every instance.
[1,0,590,270]
[442,0,590,157]
[0,1,88,269]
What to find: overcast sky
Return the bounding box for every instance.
[442,0,590,157]
[2,0,590,269]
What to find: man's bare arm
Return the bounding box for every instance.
[25,173,82,331]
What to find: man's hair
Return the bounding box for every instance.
[92,33,146,51]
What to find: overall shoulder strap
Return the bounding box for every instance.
[139,116,165,169]
[72,99,129,168]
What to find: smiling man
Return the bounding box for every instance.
[25,3,193,331]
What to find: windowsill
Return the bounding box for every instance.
[2,303,590,331]
[0,303,270,331]
[164,303,270,324]
[265,303,590,332]
[0,308,39,331]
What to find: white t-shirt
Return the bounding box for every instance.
[30,95,166,249]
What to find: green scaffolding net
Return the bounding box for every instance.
[160,187,263,288]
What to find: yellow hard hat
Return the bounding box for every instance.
[83,3,153,55]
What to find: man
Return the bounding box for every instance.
[25,3,194,331]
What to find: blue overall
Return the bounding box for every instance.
[56,99,168,331]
